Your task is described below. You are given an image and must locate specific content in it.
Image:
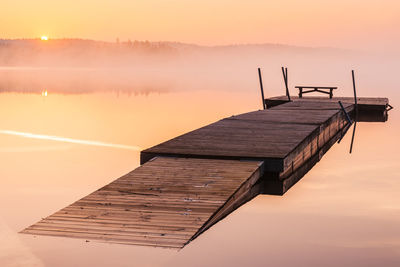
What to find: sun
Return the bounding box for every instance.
[40,36,48,41]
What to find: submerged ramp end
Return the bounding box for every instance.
[21,157,263,249]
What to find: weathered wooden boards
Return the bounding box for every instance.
[21,96,390,248]
[142,101,353,176]
[21,157,263,249]
[141,98,388,194]
[265,96,389,122]
[142,119,318,171]
[265,96,389,106]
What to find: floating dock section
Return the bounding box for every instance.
[22,96,390,248]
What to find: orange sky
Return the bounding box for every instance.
[1,0,399,50]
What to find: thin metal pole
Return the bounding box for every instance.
[281,67,291,101]
[338,122,352,144]
[350,121,356,153]
[349,70,358,154]
[286,68,291,101]
[281,67,286,92]
[352,70,358,118]
[258,68,266,109]
[338,101,352,125]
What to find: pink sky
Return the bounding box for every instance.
[2,0,399,50]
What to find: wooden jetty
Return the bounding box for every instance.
[21,96,390,249]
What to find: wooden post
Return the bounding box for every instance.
[258,68,266,109]
[299,87,303,98]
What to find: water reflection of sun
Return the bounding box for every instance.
[41,90,48,96]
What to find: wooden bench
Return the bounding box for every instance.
[295,86,338,99]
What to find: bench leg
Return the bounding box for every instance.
[299,88,303,98]
[330,89,333,99]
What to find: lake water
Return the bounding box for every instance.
[0,66,399,267]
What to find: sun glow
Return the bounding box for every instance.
[40,36,48,41]
[41,90,48,96]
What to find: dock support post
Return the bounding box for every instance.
[258,68,266,109]
[352,70,358,118]
[281,67,291,101]
[350,70,358,153]
[338,101,353,125]
[350,121,356,154]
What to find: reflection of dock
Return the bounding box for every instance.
[22,96,390,248]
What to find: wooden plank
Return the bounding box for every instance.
[295,86,337,89]
[227,108,341,125]
[21,157,263,249]
[270,100,353,110]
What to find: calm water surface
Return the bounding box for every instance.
[0,68,399,267]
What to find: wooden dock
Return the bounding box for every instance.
[22,96,390,248]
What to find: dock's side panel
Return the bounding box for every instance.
[263,101,352,194]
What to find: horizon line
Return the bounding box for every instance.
[0,37,349,51]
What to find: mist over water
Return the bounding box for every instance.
[0,41,399,266]
[0,41,398,102]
